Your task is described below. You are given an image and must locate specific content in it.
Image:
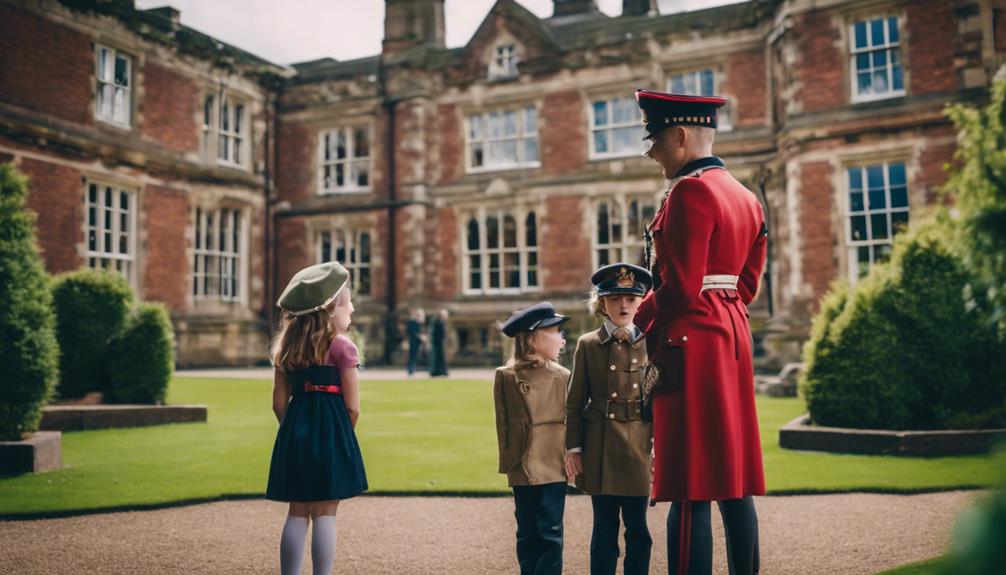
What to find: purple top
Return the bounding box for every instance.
[325,335,360,371]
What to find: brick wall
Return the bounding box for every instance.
[19,157,83,274]
[799,161,837,306]
[0,5,94,126]
[725,49,768,128]
[906,0,958,95]
[275,217,310,297]
[793,10,844,113]
[540,194,590,292]
[997,7,1006,55]
[143,184,189,310]
[141,64,199,153]
[429,206,458,298]
[541,90,586,175]
[437,103,462,183]
[276,121,313,203]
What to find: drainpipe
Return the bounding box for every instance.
[383,98,398,365]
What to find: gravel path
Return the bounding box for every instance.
[0,491,977,574]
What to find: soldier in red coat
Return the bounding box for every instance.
[632,89,767,575]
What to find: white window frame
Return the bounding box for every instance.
[844,161,910,282]
[95,45,132,128]
[666,68,733,132]
[465,107,540,173]
[592,194,657,270]
[462,207,540,295]
[85,181,136,285]
[316,228,373,297]
[589,97,647,160]
[488,43,519,80]
[202,93,248,169]
[849,15,906,103]
[318,126,372,194]
[193,207,245,302]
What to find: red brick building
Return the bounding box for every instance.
[3,0,1004,367]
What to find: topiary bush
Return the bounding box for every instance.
[51,269,133,399]
[103,302,175,404]
[800,218,1006,430]
[0,163,60,440]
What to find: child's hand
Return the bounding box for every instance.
[564,453,583,479]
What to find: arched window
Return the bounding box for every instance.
[463,209,540,293]
[595,195,656,268]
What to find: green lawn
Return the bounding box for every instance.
[0,377,1000,518]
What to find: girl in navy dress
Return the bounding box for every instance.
[267,261,368,575]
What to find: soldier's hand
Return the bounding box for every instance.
[564,453,583,479]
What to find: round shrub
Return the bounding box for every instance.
[103,302,175,404]
[0,163,60,440]
[801,218,1006,430]
[52,269,133,399]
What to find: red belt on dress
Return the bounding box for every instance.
[304,383,342,394]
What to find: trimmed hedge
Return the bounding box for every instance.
[51,270,133,399]
[801,218,1006,430]
[103,302,175,404]
[0,163,60,440]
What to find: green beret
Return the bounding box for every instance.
[276,262,350,316]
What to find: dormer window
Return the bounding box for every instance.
[489,44,518,80]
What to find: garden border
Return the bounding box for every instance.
[39,405,207,432]
[779,414,1006,456]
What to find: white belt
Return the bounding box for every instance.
[701,274,739,292]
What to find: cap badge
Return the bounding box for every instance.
[616,267,635,288]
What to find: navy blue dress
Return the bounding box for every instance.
[266,337,368,502]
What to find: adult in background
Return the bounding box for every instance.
[633,89,768,575]
[406,308,426,376]
[429,308,450,377]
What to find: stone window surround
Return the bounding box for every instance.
[190,202,251,308]
[317,123,373,195]
[94,43,134,129]
[202,90,250,170]
[463,104,541,174]
[488,42,519,80]
[460,204,541,295]
[314,226,374,298]
[591,192,659,270]
[586,94,647,161]
[84,178,137,287]
[846,10,907,104]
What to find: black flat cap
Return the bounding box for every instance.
[500,302,569,337]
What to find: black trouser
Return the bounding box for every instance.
[590,495,652,575]
[666,497,759,575]
[513,482,566,575]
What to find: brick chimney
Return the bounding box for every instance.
[553,0,600,18]
[622,0,658,17]
[383,0,445,55]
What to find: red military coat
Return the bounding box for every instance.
[635,159,767,503]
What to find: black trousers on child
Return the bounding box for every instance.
[666,496,759,575]
[513,482,566,575]
[590,494,652,575]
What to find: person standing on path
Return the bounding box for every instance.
[406,308,426,376]
[494,302,572,575]
[266,262,369,575]
[429,308,450,377]
[633,89,768,575]
[565,263,655,575]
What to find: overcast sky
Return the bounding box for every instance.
[133,0,742,66]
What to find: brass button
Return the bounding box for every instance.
[682,336,688,342]
[611,392,617,398]
[631,358,638,364]
[632,383,639,389]
[608,413,615,420]
[610,365,616,371]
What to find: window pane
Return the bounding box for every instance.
[114,55,129,87]
[888,162,906,186]
[354,128,369,158]
[848,167,863,191]
[486,216,499,248]
[867,165,884,191]
[872,70,888,93]
[891,186,908,209]
[524,108,537,133]
[854,22,868,49]
[335,163,344,187]
[857,246,871,277]
[470,115,485,140]
[234,105,243,134]
[888,17,899,43]
[856,53,870,71]
[892,63,904,91]
[204,96,213,128]
[612,98,635,124]
[868,187,886,210]
[503,215,517,248]
[849,191,865,212]
[523,138,539,163]
[336,130,346,159]
[467,218,480,250]
[892,211,909,234]
[872,50,887,67]
[871,18,885,45]
[670,75,685,94]
[700,69,714,96]
[471,143,484,167]
[505,252,519,288]
[593,101,608,126]
[597,203,610,245]
[594,130,609,154]
[874,243,892,262]
[525,212,537,247]
[851,215,867,241]
[613,127,637,153]
[503,110,518,136]
[858,72,872,94]
[871,213,889,240]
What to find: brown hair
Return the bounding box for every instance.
[506,329,550,369]
[587,290,607,319]
[270,287,349,371]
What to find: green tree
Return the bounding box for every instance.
[103,302,175,404]
[0,163,60,440]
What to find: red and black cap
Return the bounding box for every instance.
[635,89,727,140]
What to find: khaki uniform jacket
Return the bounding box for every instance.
[566,323,652,497]
[493,361,571,487]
